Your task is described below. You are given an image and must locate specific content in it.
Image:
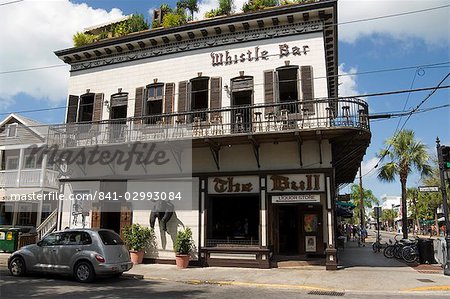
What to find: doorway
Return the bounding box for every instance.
[278,205,299,255]
[110,105,127,141]
[100,212,121,234]
[231,90,252,133]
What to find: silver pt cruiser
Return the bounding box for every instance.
[8,229,133,282]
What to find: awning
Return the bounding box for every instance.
[336,201,356,209]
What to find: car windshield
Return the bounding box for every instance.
[98,230,124,245]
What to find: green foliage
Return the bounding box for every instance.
[122,224,155,252]
[162,11,187,28]
[73,32,96,47]
[242,0,277,12]
[205,0,234,18]
[349,184,379,225]
[73,14,149,47]
[173,227,193,254]
[177,0,198,20]
[381,209,398,228]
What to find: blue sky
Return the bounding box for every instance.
[0,0,449,202]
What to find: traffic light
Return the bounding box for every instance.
[442,146,450,170]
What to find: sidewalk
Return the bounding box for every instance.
[128,242,450,294]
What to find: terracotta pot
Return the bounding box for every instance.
[175,254,189,268]
[130,250,145,265]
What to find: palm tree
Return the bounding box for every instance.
[349,184,379,226]
[377,129,432,239]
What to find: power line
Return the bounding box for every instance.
[362,72,450,178]
[0,64,68,75]
[0,0,24,6]
[338,4,450,26]
[1,84,449,117]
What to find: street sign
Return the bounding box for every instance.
[338,194,351,202]
[418,186,440,192]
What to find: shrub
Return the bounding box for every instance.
[122,224,155,252]
[73,32,96,47]
[173,227,193,255]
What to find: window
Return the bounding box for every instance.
[24,155,42,169]
[6,157,18,170]
[0,203,13,225]
[60,231,92,245]
[190,77,209,121]
[17,204,33,226]
[207,196,260,247]
[78,94,95,122]
[6,124,17,137]
[98,230,124,245]
[277,66,299,113]
[40,233,62,246]
[145,83,164,124]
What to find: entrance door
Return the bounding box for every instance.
[278,205,299,255]
[110,105,127,141]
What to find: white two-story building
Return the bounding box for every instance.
[50,0,370,269]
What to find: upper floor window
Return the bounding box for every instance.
[6,157,18,170]
[190,77,209,111]
[6,124,17,137]
[277,65,299,113]
[78,94,95,122]
[24,155,43,169]
[145,83,164,124]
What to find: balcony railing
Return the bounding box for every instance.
[0,169,59,189]
[47,98,369,149]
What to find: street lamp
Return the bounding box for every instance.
[436,137,450,276]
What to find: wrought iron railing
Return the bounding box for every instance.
[47,98,369,148]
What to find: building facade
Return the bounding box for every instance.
[50,0,370,269]
[0,114,59,239]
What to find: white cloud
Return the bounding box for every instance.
[361,157,379,178]
[197,0,247,20]
[0,0,124,111]
[339,0,449,46]
[338,64,359,97]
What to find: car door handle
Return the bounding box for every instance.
[75,248,81,252]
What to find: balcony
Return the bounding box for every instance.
[0,169,59,189]
[49,98,369,147]
[47,98,371,184]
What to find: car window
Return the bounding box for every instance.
[98,230,124,245]
[40,233,62,246]
[81,232,92,245]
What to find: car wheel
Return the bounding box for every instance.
[112,272,123,278]
[9,256,26,277]
[74,261,95,283]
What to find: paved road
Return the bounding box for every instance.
[0,268,448,299]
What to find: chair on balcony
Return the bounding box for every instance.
[301,108,310,129]
[358,108,368,128]
[265,112,277,132]
[172,119,185,137]
[341,106,352,126]
[253,112,263,133]
[210,115,224,135]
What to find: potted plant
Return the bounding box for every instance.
[122,224,154,265]
[173,227,193,268]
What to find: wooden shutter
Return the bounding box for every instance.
[134,87,145,124]
[210,77,222,116]
[66,95,79,123]
[264,70,274,114]
[91,205,101,228]
[119,205,132,239]
[301,66,315,114]
[164,83,175,124]
[93,93,104,121]
[177,81,188,122]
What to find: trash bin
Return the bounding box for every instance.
[418,238,435,264]
[0,228,20,253]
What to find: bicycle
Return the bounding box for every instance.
[372,234,388,253]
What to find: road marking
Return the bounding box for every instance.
[142,276,337,291]
[404,285,450,292]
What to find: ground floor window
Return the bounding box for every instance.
[207,195,259,247]
[0,202,13,225]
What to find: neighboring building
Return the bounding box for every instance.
[381,194,402,230]
[0,114,59,239]
[50,0,370,269]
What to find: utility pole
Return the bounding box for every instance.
[359,165,365,228]
[436,137,450,276]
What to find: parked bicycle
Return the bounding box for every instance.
[372,233,389,253]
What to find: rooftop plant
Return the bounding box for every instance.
[242,0,278,12]
[205,0,234,18]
